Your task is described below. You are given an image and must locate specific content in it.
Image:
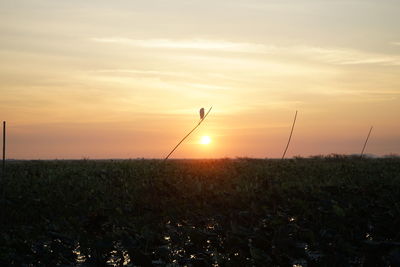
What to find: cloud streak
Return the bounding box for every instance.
[92,37,400,66]
[299,46,400,66]
[92,38,271,53]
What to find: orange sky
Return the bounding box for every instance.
[1,1,399,159]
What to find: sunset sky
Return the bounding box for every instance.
[1,0,399,159]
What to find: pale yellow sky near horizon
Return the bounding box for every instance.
[1,0,399,159]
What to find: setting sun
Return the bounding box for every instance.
[200,136,212,145]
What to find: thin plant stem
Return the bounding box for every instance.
[360,126,373,158]
[164,107,212,161]
[282,110,298,159]
[2,121,5,177]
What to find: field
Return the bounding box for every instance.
[1,156,400,266]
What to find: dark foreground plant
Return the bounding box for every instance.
[1,157,400,266]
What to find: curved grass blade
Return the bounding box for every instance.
[164,106,213,161]
[282,110,298,159]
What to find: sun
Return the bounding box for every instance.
[199,135,212,145]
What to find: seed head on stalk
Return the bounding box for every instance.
[164,106,212,161]
[200,108,205,120]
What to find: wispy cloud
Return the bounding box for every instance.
[91,69,187,78]
[325,89,400,96]
[185,83,230,90]
[90,69,236,88]
[92,38,272,53]
[299,46,400,66]
[92,37,400,66]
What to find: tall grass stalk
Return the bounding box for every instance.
[164,107,212,161]
[2,121,5,177]
[360,126,373,158]
[282,110,298,159]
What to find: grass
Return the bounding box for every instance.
[1,156,400,266]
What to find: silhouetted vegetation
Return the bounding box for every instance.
[1,156,400,266]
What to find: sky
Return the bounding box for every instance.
[1,0,399,159]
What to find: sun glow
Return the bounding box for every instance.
[200,136,212,145]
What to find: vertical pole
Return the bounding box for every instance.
[2,121,5,176]
[360,126,373,158]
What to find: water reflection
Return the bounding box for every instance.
[72,245,86,264]
[67,216,328,266]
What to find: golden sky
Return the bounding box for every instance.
[1,0,399,159]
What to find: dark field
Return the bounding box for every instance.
[1,156,400,266]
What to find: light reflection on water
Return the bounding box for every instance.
[72,245,86,264]
[106,249,130,266]
[365,233,373,240]
[69,217,330,266]
[73,243,131,266]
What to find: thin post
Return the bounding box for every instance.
[2,121,5,175]
[360,126,373,158]
[282,110,298,159]
[164,107,212,161]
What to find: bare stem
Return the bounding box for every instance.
[360,126,373,158]
[282,111,298,159]
[164,107,212,161]
[2,121,5,177]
